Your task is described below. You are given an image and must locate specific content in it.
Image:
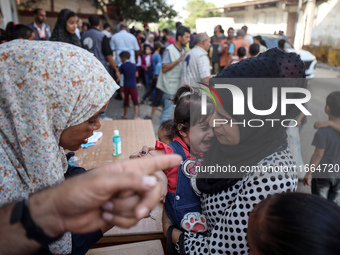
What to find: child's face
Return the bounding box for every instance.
[145,47,152,55]
[187,116,214,153]
[158,128,172,144]
[66,16,78,34]
[209,103,240,145]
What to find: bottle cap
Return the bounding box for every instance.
[113,130,119,136]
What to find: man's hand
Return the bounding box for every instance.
[30,155,182,237]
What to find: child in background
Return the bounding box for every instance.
[141,42,163,104]
[231,46,247,64]
[143,47,166,119]
[158,119,174,144]
[303,91,340,204]
[119,51,140,120]
[141,44,153,91]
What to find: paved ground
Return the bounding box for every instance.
[105,86,163,135]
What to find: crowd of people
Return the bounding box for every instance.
[1,7,340,255]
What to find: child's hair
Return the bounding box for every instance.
[248,193,340,255]
[154,41,163,51]
[5,22,34,41]
[249,43,259,56]
[172,85,214,137]
[237,47,246,58]
[119,51,131,59]
[159,119,174,143]
[326,91,340,117]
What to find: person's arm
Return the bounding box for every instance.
[162,51,187,73]
[0,155,181,254]
[296,112,305,127]
[314,120,340,132]
[303,147,325,186]
[198,55,214,84]
[102,36,120,82]
[226,42,235,67]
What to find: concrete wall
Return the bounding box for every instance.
[311,0,340,47]
[223,2,289,39]
[18,0,98,13]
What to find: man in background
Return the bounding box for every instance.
[28,8,51,40]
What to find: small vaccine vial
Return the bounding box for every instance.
[112,130,122,156]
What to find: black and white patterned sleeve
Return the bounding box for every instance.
[181,149,298,254]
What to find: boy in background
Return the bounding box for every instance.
[303,91,340,204]
[119,51,140,119]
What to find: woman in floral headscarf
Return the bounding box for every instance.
[0,40,118,254]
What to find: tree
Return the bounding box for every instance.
[184,0,221,29]
[93,0,177,26]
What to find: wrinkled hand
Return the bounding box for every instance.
[33,155,181,237]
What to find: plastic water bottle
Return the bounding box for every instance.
[113,130,122,156]
[68,156,79,167]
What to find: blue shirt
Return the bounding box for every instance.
[155,62,162,76]
[119,61,138,88]
[152,53,162,76]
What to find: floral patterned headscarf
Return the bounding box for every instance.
[0,40,118,253]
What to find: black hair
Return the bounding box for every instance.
[218,25,224,34]
[88,14,100,27]
[103,23,110,29]
[176,26,190,41]
[228,27,234,32]
[119,51,130,59]
[176,21,182,29]
[82,22,89,30]
[249,43,260,56]
[5,22,33,41]
[326,91,340,117]
[159,47,166,57]
[33,8,43,15]
[278,39,286,49]
[136,30,142,35]
[254,35,267,47]
[162,28,169,34]
[237,47,246,58]
[241,25,248,33]
[248,193,340,255]
[159,119,174,143]
[171,85,214,137]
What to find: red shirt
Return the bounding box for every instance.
[155,136,204,193]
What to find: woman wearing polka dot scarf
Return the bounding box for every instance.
[163,48,307,254]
